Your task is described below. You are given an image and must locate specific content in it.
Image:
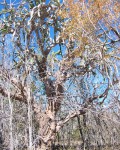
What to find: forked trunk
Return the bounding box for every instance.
[34,106,56,150]
[34,77,64,150]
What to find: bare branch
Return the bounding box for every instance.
[0,86,27,103]
[56,108,87,132]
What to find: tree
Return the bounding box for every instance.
[0,0,120,149]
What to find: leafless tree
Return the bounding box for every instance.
[0,0,120,150]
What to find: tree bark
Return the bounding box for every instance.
[36,142,49,150]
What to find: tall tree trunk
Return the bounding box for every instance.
[27,86,33,150]
[8,90,14,150]
[77,116,85,145]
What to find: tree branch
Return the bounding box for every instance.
[0,66,27,103]
[56,86,109,131]
[0,86,27,103]
[56,108,87,132]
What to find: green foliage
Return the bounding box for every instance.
[0,9,14,15]
[71,128,80,140]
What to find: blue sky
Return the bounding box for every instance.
[0,0,63,10]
